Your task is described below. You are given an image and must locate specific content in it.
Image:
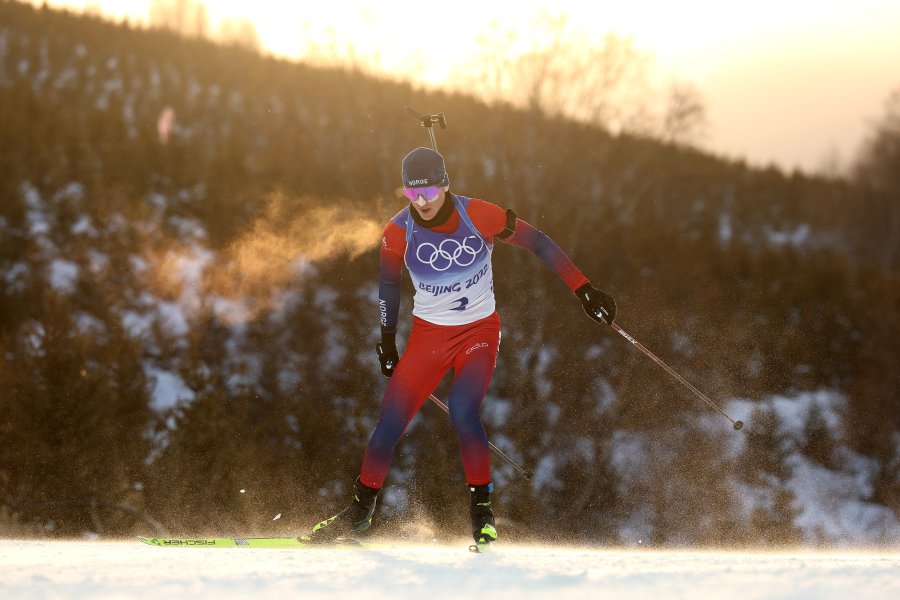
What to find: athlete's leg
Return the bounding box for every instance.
[447,314,501,486]
[359,319,448,488]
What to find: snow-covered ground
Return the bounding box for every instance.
[0,540,897,599]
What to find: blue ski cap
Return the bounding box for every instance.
[401,147,449,188]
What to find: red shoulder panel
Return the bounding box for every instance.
[466,198,508,243]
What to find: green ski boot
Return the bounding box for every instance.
[309,478,380,541]
[468,482,497,553]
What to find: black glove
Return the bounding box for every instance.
[575,282,617,325]
[375,333,399,377]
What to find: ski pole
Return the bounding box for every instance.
[608,322,744,431]
[427,393,534,480]
[405,106,447,152]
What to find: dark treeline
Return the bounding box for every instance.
[0,1,897,546]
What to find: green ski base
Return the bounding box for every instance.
[139,536,377,549]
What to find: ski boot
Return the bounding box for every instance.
[308,477,380,542]
[468,482,497,553]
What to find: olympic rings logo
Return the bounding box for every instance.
[415,236,485,271]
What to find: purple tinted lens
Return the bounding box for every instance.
[403,186,443,203]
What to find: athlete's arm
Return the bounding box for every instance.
[500,216,590,292]
[467,198,615,323]
[379,219,406,334]
[467,199,589,292]
[377,219,406,376]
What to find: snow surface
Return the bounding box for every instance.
[0,540,896,599]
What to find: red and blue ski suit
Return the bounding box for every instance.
[359,194,588,488]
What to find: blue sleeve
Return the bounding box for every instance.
[379,242,404,335]
[501,218,589,292]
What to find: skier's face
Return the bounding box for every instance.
[410,186,448,220]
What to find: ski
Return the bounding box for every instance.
[139,536,378,549]
[142,536,487,553]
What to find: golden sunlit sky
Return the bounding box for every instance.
[30,0,900,174]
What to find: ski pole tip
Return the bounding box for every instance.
[733,420,744,431]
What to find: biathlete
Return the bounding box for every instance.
[310,147,617,546]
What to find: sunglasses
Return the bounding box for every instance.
[402,185,444,204]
